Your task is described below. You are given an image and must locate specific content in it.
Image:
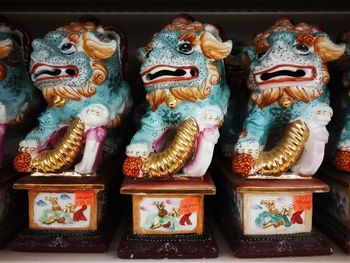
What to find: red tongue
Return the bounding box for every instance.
[14,152,32,172]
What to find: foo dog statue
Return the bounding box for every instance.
[0,21,39,168]
[232,18,345,177]
[14,21,132,175]
[334,39,350,172]
[122,16,232,178]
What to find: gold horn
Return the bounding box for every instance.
[255,120,309,176]
[31,118,85,173]
[141,117,199,177]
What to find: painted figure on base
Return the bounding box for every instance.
[13,21,133,175]
[232,18,345,177]
[123,15,232,178]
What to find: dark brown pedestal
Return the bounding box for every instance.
[118,222,218,259]
[0,165,26,248]
[10,161,121,253]
[315,163,350,253]
[118,173,219,259]
[211,158,332,258]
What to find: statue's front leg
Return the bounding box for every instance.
[0,102,8,168]
[75,104,109,174]
[292,103,333,175]
[334,110,350,172]
[14,109,62,172]
[183,106,223,177]
[232,107,271,176]
[123,112,167,177]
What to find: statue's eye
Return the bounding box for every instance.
[257,50,267,59]
[177,42,193,55]
[295,43,309,54]
[60,42,77,55]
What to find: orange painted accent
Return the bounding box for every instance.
[334,149,350,172]
[296,33,315,46]
[293,194,312,211]
[122,156,143,177]
[75,190,95,206]
[232,152,255,176]
[180,197,199,215]
[13,152,32,172]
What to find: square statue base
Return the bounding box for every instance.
[211,159,332,258]
[0,165,26,248]
[118,173,219,259]
[10,162,120,253]
[314,163,350,253]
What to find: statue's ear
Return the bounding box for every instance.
[244,46,255,61]
[101,24,127,63]
[313,34,346,62]
[82,31,117,60]
[199,31,232,60]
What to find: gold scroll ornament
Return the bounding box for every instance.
[255,120,309,176]
[142,117,199,177]
[31,118,85,173]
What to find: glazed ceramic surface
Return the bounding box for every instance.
[133,195,203,235]
[232,18,345,177]
[0,21,39,168]
[13,21,132,175]
[123,16,232,178]
[334,41,350,172]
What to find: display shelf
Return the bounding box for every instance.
[0,0,349,12]
[1,4,350,262]
[1,216,350,262]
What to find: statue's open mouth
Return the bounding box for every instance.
[254,64,316,86]
[141,65,199,86]
[31,63,79,83]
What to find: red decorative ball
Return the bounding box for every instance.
[334,149,350,172]
[122,156,143,177]
[232,152,255,176]
[13,152,32,172]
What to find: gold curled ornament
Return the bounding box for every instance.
[141,117,199,177]
[255,119,309,176]
[31,118,85,173]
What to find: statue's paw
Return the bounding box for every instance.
[335,149,350,172]
[234,139,260,158]
[19,139,39,154]
[313,105,333,126]
[195,106,223,130]
[232,152,256,176]
[125,143,150,158]
[122,156,143,177]
[80,104,110,128]
[0,102,7,123]
[14,152,32,172]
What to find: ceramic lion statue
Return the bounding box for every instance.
[232,18,345,177]
[0,21,39,168]
[14,21,132,175]
[122,16,232,178]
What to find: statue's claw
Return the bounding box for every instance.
[18,139,39,154]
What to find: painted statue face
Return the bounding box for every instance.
[246,18,345,109]
[0,31,24,87]
[250,31,323,90]
[138,30,208,93]
[30,30,91,89]
[136,19,232,111]
[29,22,119,106]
